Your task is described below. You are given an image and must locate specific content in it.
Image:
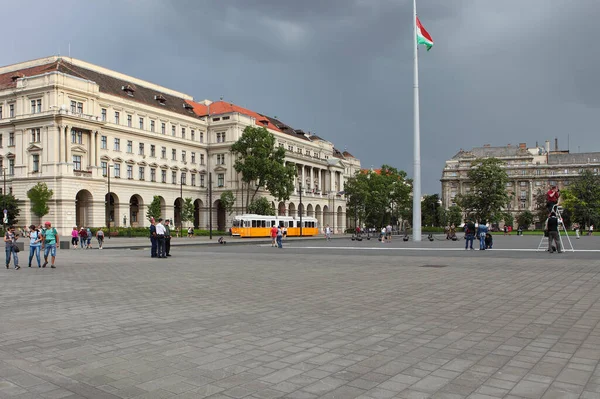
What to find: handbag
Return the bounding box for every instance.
[14,246,20,253]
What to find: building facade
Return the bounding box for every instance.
[441,140,600,219]
[0,56,360,234]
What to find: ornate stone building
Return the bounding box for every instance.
[0,56,360,234]
[441,140,600,218]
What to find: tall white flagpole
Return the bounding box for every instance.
[412,0,422,242]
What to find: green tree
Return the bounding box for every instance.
[27,182,53,219]
[560,170,600,227]
[231,126,296,211]
[220,191,236,215]
[422,194,441,227]
[504,213,514,228]
[247,197,275,215]
[344,165,411,228]
[181,197,194,226]
[455,158,512,223]
[533,188,549,224]
[516,210,534,229]
[0,194,20,227]
[437,207,448,228]
[146,195,161,220]
[447,204,463,227]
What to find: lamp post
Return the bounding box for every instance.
[180,173,184,237]
[298,178,303,237]
[2,168,6,231]
[106,164,112,239]
[208,172,213,240]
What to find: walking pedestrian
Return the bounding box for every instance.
[464,219,475,250]
[155,218,166,258]
[149,218,157,258]
[477,221,488,250]
[276,225,283,248]
[86,227,92,249]
[96,228,105,249]
[78,227,87,249]
[28,224,42,267]
[187,226,193,238]
[165,220,172,257]
[325,224,331,240]
[546,212,562,253]
[4,225,20,270]
[41,221,58,268]
[270,224,277,247]
[71,227,79,249]
[573,223,580,239]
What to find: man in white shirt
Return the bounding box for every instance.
[155,218,166,258]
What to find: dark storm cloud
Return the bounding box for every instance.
[2,0,600,193]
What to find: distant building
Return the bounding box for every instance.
[441,139,600,219]
[0,56,360,234]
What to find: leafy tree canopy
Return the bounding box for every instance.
[0,194,20,227]
[447,205,463,227]
[560,170,600,227]
[146,195,161,220]
[516,210,534,229]
[422,194,442,227]
[247,197,276,216]
[219,191,236,215]
[181,198,194,225]
[27,182,53,219]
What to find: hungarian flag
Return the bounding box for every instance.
[416,17,433,51]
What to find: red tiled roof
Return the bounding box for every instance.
[342,150,355,158]
[0,61,62,90]
[186,100,282,132]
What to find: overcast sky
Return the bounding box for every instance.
[2,0,599,193]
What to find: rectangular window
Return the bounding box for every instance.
[161,147,166,159]
[101,135,107,149]
[32,154,40,172]
[73,155,82,170]
[9,159,14,175]
[216,154,225,165]
[101,162,107,176]
[114,163,121,178]
[127,115,132,127]
[114,138,120,151]
[172,149,176,160]
[71,100,76,113]
[199,132,204,143]
[138,166,145,180]
[200,174,205,187]
[139,117,144,130]
[77,130,83,144]
[172,171,177,184]
[30,128,41,143]
[150,168,156,182]
[191,152,196,163]
[200,154,205,165]
[9,104,14,118]
[191,130,195,141]
[139,143,145,156]
[181,172,187,185]
[288,145,293,151]
[216,132,226,143]
[181,128,186,139]
[0,105,3,119]
[101,108,107,121]
[161,122,166,134]
[9,132,14,146]
[127,165,133,179]
[182,150,186,163]
[150,145,155,157]
[150,120,155,132]
[161,170,167,183]
[127,140,133,153]
[217,173,224,187]
[191,174,196,186]
[77,102,83,114]
[172,125,176,136]
[115,111,120,124]
[31,100,36,114]
[0,134,3,147]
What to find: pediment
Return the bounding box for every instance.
[26,144,43,152]
[170,165,179,171]
[198,169,207,175]
[112,157,123,163]
[214,165,227,172]
[125,159,136,165]
[71,145,87,154]
[160,164,169,169]
[137,161,147,166]
[149,162,158,168]
[189,168,198,173]
[100,155,111,161]
[180,167,188,172]
[5,152,15,159]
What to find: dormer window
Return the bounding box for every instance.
[122,84,135,96]
[10,73,23,82]
[183,103,194,111]
[154,94,166,105]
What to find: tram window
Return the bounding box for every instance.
[261,220,266,228]
[271,221,275,227]
[252,220,257,227]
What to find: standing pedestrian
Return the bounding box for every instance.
[165,220,172,257]
[4,225,20,269]
[155,218,166,258]
[149,218,157,258]
[71,227,79,249]
[573,223,580,239]
[86,227,92,249]
[41,221,58,268]
[546,185,560,214]
[187,226,193,238]
[386,224,392,242]
[276,225,283,248]
[589,225,594,236]
[28,224,42,267]
[78,227,87,249]
[325,224,331,240]
[464,219,475,250]
[477,221,488,250]
[546,212,562,253]
[96,228,105,249]
[270,224,277,247]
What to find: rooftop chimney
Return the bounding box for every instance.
[555,137,558,151]
[545,140,550,154]
[519,143,526,149]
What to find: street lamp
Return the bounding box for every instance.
[2,168,6,231]
[298,177,303,237]
[180,173,184,237]
[106,164,113,239]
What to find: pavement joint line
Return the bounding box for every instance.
[293,246,586,252]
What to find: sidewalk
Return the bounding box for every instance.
[32,233,349,250]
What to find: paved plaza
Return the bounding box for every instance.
[1,236,600,399]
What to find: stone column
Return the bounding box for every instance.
[89,131,95,168]
[318,169,322,194]
[301,164,305,194]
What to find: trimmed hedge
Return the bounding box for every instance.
[88,227,226,238]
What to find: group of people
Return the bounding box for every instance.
[463,220,493,250]
[4,221,59,270]
[270,225,284,248]
[70,227,105,249]
[149,218,172,258]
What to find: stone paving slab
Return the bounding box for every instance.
[1,246,600,398]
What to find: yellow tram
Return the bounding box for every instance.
[231,214,319,237]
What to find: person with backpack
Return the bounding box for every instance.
[545,212,562,253]
[86,227,92,249]
[4,225,20,270]
[41,221,59,268]
[28,224,42,267]
[78,227,87,249]
[96,228,105,249]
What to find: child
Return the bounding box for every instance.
[485,233,493,249]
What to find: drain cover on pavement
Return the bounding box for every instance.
[420,264,448,268]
